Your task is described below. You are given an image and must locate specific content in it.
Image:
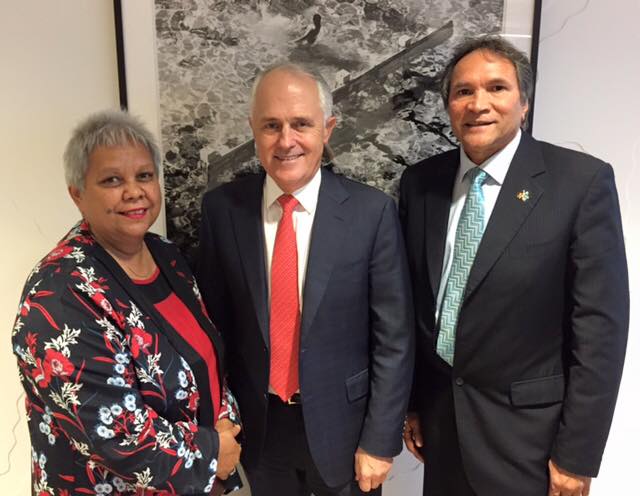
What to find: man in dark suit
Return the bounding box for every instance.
[400,37,628,496]
[197,64,414,496]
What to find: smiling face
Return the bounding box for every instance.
[250,69,336,193]
[447,49,529,164]
[68,143,161,255]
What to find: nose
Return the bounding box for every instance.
[468,90,489,113]
[123,181,145,201]
[278,125,295,149]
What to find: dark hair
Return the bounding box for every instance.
[440,36,534,110]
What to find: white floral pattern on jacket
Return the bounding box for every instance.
[12,222,240,495]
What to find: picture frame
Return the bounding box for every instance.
[114,0,542,254]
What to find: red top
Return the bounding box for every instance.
[135,268,221,418]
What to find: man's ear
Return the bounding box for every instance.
[323,116,337,143]
[520,101,530,126]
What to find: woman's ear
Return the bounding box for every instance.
[68,185,82,209]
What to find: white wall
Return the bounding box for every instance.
[1,0,636,494]
[533,0,640,493]
[0,1,119,493]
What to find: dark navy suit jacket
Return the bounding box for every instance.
[399,132,629,496]
[197,166,414,487]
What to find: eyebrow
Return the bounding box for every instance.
[258,115,316,124]
[95,163,154,175]
[452,77,513,89]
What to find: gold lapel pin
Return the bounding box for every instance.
[516,190,530,202]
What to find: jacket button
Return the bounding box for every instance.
[455,377,464,386]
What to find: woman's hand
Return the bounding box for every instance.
[215,420,241,479]
[215,418,236,433]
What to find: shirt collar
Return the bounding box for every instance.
[263,167,322,214]
[459,129,522,185]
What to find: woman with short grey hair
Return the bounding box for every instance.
[12,110,241,495]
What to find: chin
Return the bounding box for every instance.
[275,174,304,191]
[122,220,153,235]
[463,137,495,151]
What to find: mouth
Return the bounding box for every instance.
[465,121,495,129]
[274,153,304,162]
[119,208,148,220]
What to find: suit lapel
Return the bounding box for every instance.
[300,167,350,344]
[425,153,459,298]
[228,174,270,346]
[464,133,546,299]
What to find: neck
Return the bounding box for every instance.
[93,232,156,280]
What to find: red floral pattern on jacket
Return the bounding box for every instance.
[12,222,240,495]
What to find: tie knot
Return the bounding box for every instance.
[467,167,488,187]
[278,194,299,215]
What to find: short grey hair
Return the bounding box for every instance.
[440,36,534,111]
[63,110,161,190]
[250,63,334,122]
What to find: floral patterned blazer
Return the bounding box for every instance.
[12,222,240,495]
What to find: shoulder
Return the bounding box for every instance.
[534,138,611,177]
[328,168,394,207]
[14,224,109,335]
[321,168,398,222]
[403,147,458,178]
[525,137,613,183]
[23,222,98,285]
[202,173,264,209]
[399,147,459,196]
[145,231,180,257]
[145,232,196,279]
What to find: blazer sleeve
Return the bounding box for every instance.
[551,163,629,476]
[357,196,415,457]
[12,269,223,494]
[398,166,423,414]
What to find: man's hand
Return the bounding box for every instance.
[354,447,393,492]
[216,421,241,480]
[548,459,591,496]
[402,412,424,463]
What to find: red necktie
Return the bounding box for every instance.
[269,194,301,402]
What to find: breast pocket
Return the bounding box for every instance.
[345,368,369,403]
[510,374,565,407]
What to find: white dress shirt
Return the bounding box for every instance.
[262,168,321,311]
[263,169,321,395]
[435,130,522,321]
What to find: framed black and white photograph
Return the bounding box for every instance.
[116,0,542,255]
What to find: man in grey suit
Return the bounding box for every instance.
[198,64,414,496]
[400,37,628,496]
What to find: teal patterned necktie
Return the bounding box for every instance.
[437,167,488,365]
